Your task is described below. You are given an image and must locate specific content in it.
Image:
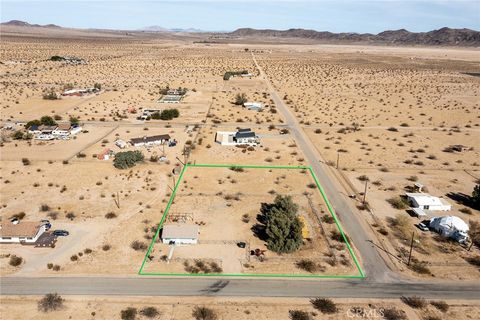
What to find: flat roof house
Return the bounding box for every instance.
[406,193,452,212]
[0,220,47,243]
[130,134,171,147]
[161,224,199,245]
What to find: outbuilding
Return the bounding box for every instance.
[130,134,171,147]
[405,193,452,211]
[161,224,199,245]
[243,102,263,111]
[429,216,469,243]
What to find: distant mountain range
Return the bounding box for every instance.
[2,20,479,46]
[1,20,61,28]
[229,27,480,46]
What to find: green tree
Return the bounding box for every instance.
[113,151,144,169]
[472,184,480,208]
[234,93,248,105]
[94,83,102,90]
[25,119,41,129]
[12,130,24,140]
[69,116,80,126]
[40,116,57,126]
[261,195,303,253]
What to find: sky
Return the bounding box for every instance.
[1,0,479,33]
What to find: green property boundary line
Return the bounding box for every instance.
[138,163,365,279]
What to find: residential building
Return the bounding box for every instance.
[130,134,171,147]
[429,216,469,243]
[161,224,199,245]
[215,128,259,146]
[0,219,48,243]
[243,102,263,111]
[406,193,452,211]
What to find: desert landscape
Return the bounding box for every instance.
[1,10,480,319]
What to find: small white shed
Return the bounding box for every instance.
[162,224,199,245]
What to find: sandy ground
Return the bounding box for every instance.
[143,166,358,276]
[1,295,480,320]
[1,34,479,282]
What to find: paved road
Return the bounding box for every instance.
[2,277,480,300]
[251,53,396,282]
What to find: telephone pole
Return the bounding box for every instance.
[336,152,340,169]
[407,231,415,266]
[362,180,368,204]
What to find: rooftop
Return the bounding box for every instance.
[0,221,43,238]
[162,224,199,239]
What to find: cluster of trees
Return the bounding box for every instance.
[223,70,248,80]
[42,91,59,100]
[151,109,180,121]
[26,116,57,129]
[258,195,303,253]
[234,93,248,105]
[159,85,187,95]
[113,151,144,169]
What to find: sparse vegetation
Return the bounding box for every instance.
[38,293,64,312]
[310,298,337,314]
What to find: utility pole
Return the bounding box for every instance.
[407,231,415,266]
[114,191,120,209]
[362,180,368,204]
[336,152,340,169]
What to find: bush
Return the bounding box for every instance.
[430,300,449,312]
[192,306,217,320]
[22,158,31,165]
[289,310,311,320]
[102,244,111,251]
[40,116,57,126]
[120,307,137,320]
[140,306,160,318]
[387,196,409,209]
[9,255,23,267]
[43,91,58,100]
[310,298,337,314]
[401,296,427,309]
[296,259,317,273]
[234,93,248,105]
[114,151,144,169]
[152,109,180,120]
[105,212,117,219]
[383,308,407,320]
[131,240,148,251]
[38,293,64,312]
[321,215,334,224]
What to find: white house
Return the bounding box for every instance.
[0,220,48,243]
[161,224,199,245]
[405,193,452,211]
[115,139,128,149]
[429,216,469,243]
[215,128,259,146]
[130,134,171,147]
[243,102,263,111]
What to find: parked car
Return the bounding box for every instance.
[53,230,69,236]
[416,222,429,232]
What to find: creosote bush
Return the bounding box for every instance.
[38,293,64,312]
[310,298,337,314]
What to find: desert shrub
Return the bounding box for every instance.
[40,204,50,212]
[192,306,217,320]
[390,213,413,240]
[296,259,317,273]
[114,151,144,169]
[229,166,244,172]
[234,93,248,105]
[459,208,472,215]
[120,307,137,320]
[430,300,449,312]
[387,196,409,209]
[307,183,317,189]
[401,296,427,309]
[38,293,64,312]
[47,211,59,220]
[472,184,480,208]
[70,255,78,261]
[52,265,61,271]
[357,175,369,182]
[310,298,337,314]
[321,215,334,224]
[383,308,407,320]
[9,255,23,266]
[387,127,398,132]
[21,158,30,165]
[43,91,58,100]
[10,212,26,220]
[140,306,160,318]
[105,212,117,219]
[84,248,93,254]
[131,240,147,251]
[66,212,75,220]
[465,256,480,267]
[289,310,311,320]
[102,244,111,251]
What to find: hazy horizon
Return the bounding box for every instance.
[1,0,479,33]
